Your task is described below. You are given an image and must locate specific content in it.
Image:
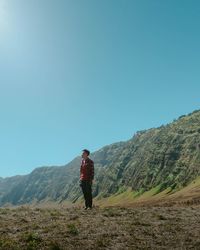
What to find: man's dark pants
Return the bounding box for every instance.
[80,180,93,208]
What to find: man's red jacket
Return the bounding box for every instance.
[80,157,94,181]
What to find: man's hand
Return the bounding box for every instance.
[89,179,95,185]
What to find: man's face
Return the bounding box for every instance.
[81,151,88,159]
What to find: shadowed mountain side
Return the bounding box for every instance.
[0,157,81,205]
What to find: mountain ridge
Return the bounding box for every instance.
[0,109,200,206]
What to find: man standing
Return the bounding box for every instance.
[79,149,94,210]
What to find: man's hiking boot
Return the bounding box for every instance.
[83,206,88,210]
[87,207,92,210]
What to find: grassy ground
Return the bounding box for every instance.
[0,202,200,250]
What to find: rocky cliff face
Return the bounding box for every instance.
[0,109,200,206]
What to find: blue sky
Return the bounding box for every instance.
[0,0,199,177]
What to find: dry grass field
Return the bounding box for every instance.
[0,201,200,250]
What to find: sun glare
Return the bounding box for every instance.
[0,0,8,31]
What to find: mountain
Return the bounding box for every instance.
[0,109,200,206]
